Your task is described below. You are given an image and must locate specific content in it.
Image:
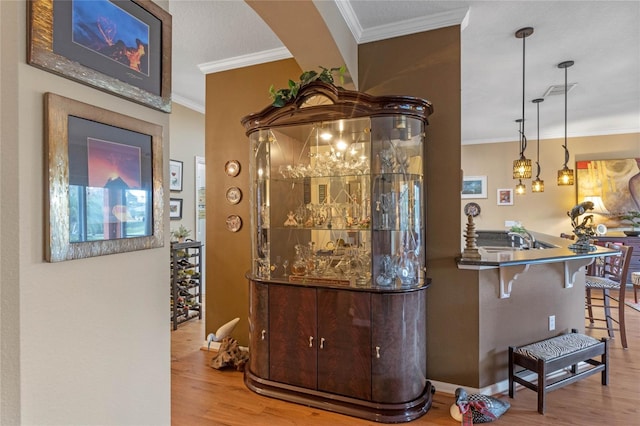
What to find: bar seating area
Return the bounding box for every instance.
[585,243,634,349]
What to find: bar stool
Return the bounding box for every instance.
[585,243,633,349]
[632,272,640,303]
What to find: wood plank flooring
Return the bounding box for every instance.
[171,294,640,425]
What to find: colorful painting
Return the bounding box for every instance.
[497,188,513,206]
[71,0,150,75]
[462,176,487,199]
[45,92,164,262]
[29,0,172,112]
[576,158,640,228]
[87,138,142,189]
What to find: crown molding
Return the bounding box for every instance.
[334,3,469,44]
[463,128,640,145]
[333,0,363,41]
[172,94,205,114]
[359,7,470,43]
[198,47,292,75]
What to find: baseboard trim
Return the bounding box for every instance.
[429,362,592,396]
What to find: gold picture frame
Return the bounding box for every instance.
[44,92,164,262]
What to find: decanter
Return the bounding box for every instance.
[290,244,307,276]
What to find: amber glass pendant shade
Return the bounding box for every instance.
[557,167,574,185]
[532,178,544,192]
[515,180,526,195]
[513,158,532,179]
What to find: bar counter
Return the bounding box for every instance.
[457,231,619,298]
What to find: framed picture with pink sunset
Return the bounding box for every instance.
[44,92,164,262]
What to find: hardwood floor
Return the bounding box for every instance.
[171,294,640,425]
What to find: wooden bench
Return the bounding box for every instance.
[508,329,608,414]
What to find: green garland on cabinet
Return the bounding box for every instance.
[269,65,346,107]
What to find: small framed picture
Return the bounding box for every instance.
[461,176,487,199]
[169,160,183,191]
[497,188,514,206]
[169,198,183,220]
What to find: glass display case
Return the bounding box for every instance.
[244,82,431,290]
[241,82,434,422]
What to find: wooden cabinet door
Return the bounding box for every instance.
[371,290,427,403]
[269,284,317,389]
[317,289,372,400]
[248,280,269,378]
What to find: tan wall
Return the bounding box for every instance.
[205,59,302,345]
[477,264,586,387]
[462,133,640,238]
[358,27,484,386]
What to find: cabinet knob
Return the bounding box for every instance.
[309,336,314,347]
[320,337,325,349]
[375,346,381,359]
[261,330,266,340]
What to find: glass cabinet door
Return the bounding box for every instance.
[249,114,425,289]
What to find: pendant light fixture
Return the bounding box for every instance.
[514,119,526,195]
[532,98,544,192]
[512,27,533,184]
[557,60,575,185]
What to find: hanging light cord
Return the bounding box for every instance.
[519,33,528,158]
[536,101,541,177]
[562,64,569,167]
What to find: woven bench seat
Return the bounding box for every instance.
[508,329,608,414]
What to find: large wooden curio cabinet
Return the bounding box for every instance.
[241,82,433,423]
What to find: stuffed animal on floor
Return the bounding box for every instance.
[209,336,248,371]
[450,387,510,425]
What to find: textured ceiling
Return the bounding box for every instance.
[169,0,640,145]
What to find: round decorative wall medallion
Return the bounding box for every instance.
[226,215,242,232]
[464,202,481,217]
[225,186,242,204]
[225,160,241,177]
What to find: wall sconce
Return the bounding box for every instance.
[557,60,575,185]
[512,27,534,183]
[531,98,544,192]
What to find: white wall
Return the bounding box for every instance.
[1,1,171,424]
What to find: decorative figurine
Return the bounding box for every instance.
[567,201,596,251]
[283,210,297,227]
[462,214,481,260]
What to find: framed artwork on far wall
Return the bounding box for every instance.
[576,158,640,228]
[28,0,172,112]
[169,198,183,220]
[44,92,164,262]
[497,188,514,206]
[169,160,183,191]
[461,176,488,199]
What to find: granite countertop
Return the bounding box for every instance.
[458,230,620,268]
